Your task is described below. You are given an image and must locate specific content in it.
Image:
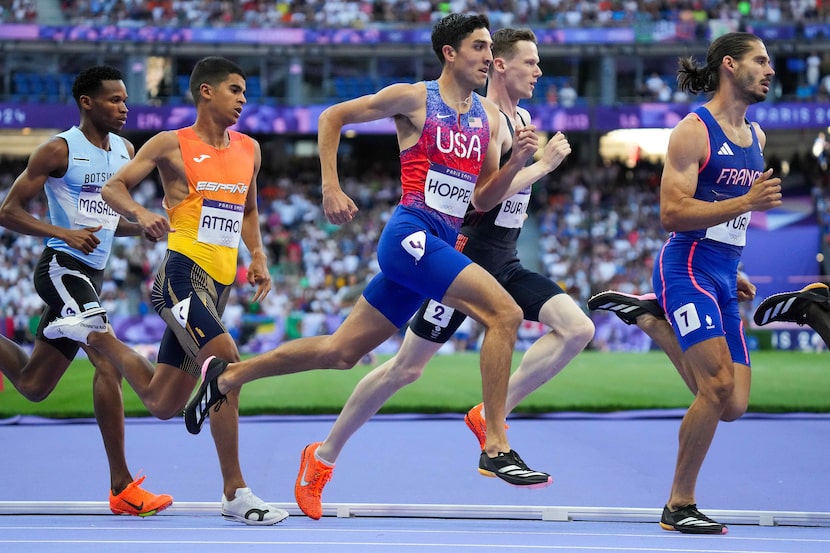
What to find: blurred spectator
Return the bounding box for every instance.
[644,72,665,98]
[807,51,822,88]
[49,0,830,29]
[545,83,558,106]
[813,131,828,172]
[559,79,577,108]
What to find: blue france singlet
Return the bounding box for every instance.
[671,106,765,254]
[44,126,130,270]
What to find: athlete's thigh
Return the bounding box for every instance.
[683,336,735,381]
[720,299,750,364]
[441,263,517,324]
[730,362,752,409]
[408,296,469,343]
[375,207,471,306]
[328,295,402,358]
[24,340,74,395]
[500,265,565,322]
[150,361,199,410]
[152,251,231,374]
[84,344,121,380]
[536,293,589,331]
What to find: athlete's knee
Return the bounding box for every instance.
[319,339,365,370]
[139,397,178,419]
[484,300,522,334]
[719,390,749,421]
[720,401,747,422]
[13,371,57,402]
[382,358,426,387]
[17,383,53,403]
[698,372,735,406]
[566,314,595,347]
[134,387,184,419]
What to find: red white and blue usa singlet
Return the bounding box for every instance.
[399,80,490,231]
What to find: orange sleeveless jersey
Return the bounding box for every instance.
[168,127,255,285]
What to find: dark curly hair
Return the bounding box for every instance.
[71,65,124,107]
[431,13,490,65]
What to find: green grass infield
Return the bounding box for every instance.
[1,350,828,419]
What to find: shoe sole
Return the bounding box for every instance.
[476,466,553,489]
[110,498,173,517]
[659,521,728,535]
[587,291,664,325]
[754,283,830,326]
[221,511,289,525]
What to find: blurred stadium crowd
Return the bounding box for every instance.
[2,0,830,352]
[0,152,665,351]
[2,0,827,28]
[1,147,825,352]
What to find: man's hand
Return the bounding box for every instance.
[322,186,358,225]
[511,125,539,167]
[737,272,756,302]
[64,226,102,255]
[538,131,571,174]
[247,253,272,303]
[137,210,174,241]
[745,168,783,212]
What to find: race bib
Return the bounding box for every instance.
[197,199,244,248]
[494,188,530,228]
[424,163,477,217]
[422,299,456,328]
[75,185,120,231]
[704,211,750,246]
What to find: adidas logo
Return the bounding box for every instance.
[595,301,640,315]
[496,464,548,478]
[675,516,722,528]
[757,297,797,325]
[717,142,734,156]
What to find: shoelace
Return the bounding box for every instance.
[309,468,333,497]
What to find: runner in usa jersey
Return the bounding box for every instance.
[178,16,555,516]
[399,80,489,231]
[358,28,593,497]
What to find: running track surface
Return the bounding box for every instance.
[1,411,828,552]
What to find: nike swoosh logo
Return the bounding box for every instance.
[121,499,144,511]
[300,459,314,486]
[437,114,453,119]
